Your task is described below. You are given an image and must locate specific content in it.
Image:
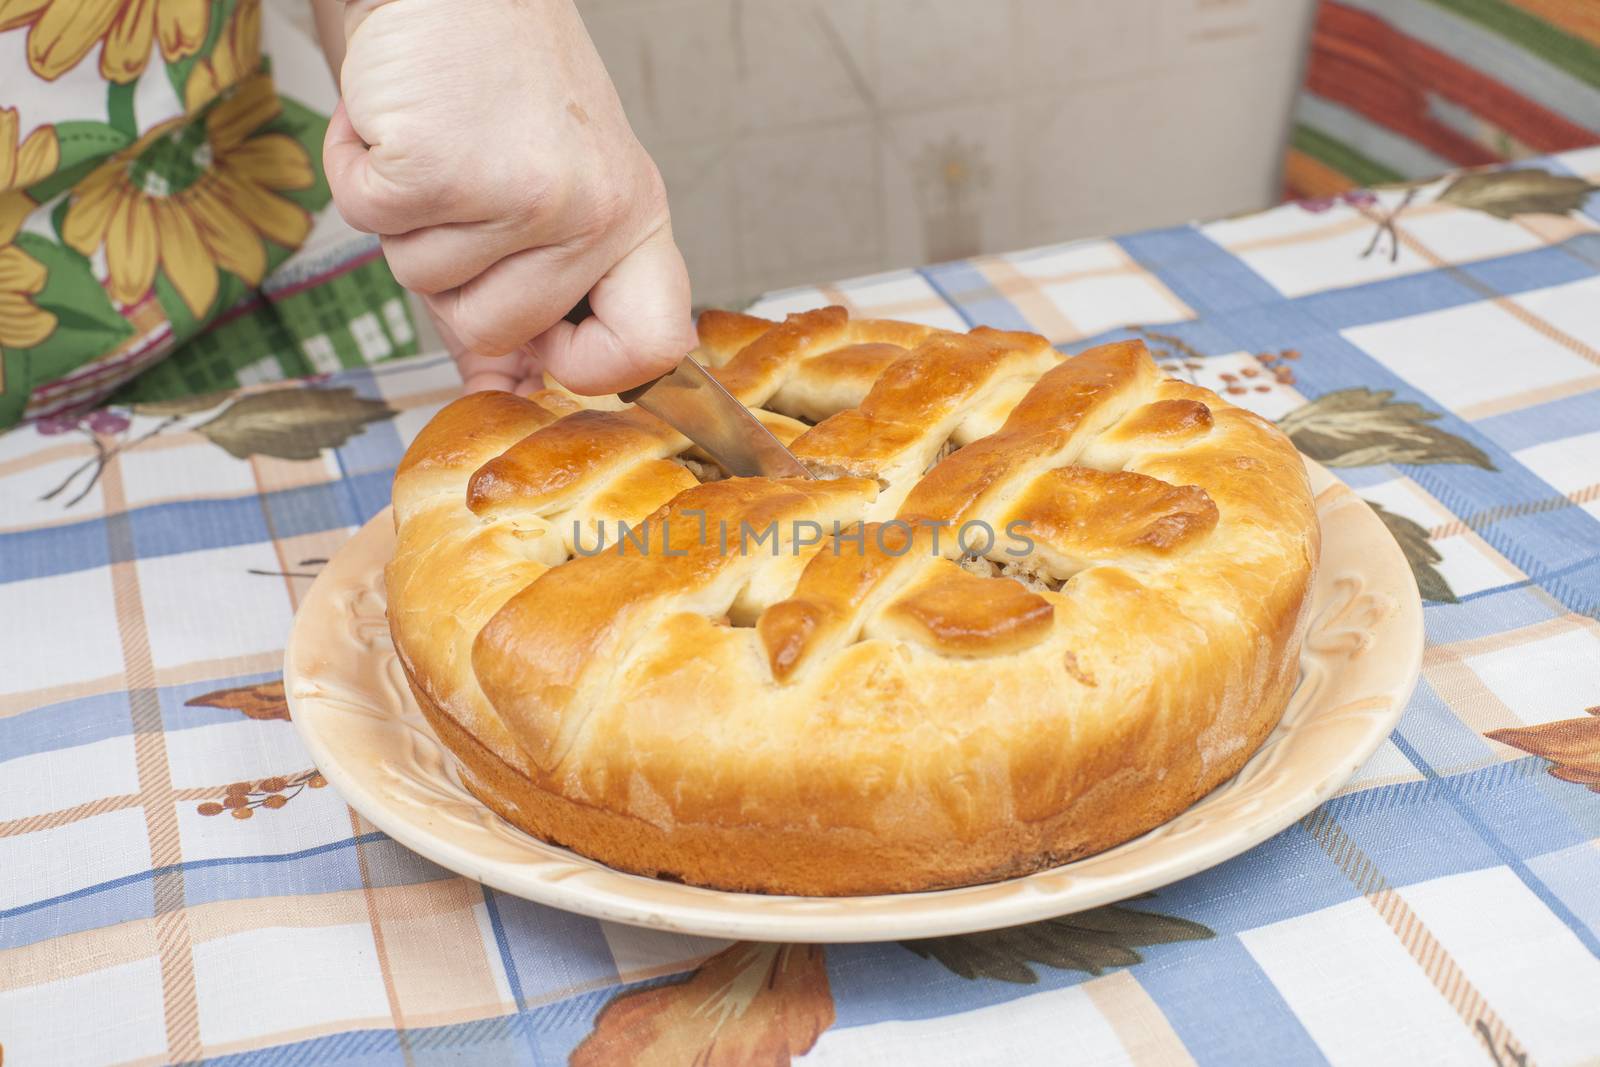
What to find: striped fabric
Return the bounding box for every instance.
[1,148,1597,1065]
[1286,0,1600,198]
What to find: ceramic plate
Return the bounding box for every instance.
[286,460,1422,942]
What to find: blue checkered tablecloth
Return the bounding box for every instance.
[2,150,1598,1066]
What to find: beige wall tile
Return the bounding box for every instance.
[732,121,883,282]
[1013,2,1311,243]
[1012,0,1178,86]
[615,0,1311,307]
[733,0,874,130]
[653,141,743,302]
[880,104,1019,268]
[582,0,739,147]
[870,0,1016,111]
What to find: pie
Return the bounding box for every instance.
[386,307,1319,896]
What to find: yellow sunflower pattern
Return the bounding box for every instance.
[63,72,315,319]
[0,0,391,428]
[0,0,210,84]
[185,0,261,113]
[0,107,59,349]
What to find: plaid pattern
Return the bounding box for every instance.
[1285,0,1600,199]
[2,148,1598,1066]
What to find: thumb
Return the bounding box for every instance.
[530,224,695,395]
[322,101,391,234]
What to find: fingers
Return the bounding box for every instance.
[429,222,691,396]
[455,347,537,394]
[324,101,468,235]
[428,240,597,362]
[429,306,540,395]
[322,102,403,235]
[380,217,528,295]
[529,224,694,394]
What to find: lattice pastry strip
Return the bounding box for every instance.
[789,327,1061,517]
[757,339,1162,680]
[475,476,880,769]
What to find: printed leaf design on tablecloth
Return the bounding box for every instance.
[1487,707,1600,793]
[186,679,290,721]
[1438,168,1599,220]
[195,769,327,821]
[1364,501,1457,604]
[1277,388,1495,470]
[195,387,396,460]
[902,899,1213,984]
[34,385,394,510]
[571,942,834,1067]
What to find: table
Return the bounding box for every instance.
[3,148,1598,1066]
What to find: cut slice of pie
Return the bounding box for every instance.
[386,308,1319,895]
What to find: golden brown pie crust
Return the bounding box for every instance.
[386,309,1319,895]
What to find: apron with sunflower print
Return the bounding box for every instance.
[0,0,417,429]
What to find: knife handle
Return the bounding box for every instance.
[618,374,665,405]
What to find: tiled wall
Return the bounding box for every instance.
[275,0,1315,312]
[582,0,1317,307]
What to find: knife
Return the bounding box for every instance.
[563,296,812,479]
[619,356,813,480]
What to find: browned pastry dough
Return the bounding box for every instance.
[386,309,1319,895]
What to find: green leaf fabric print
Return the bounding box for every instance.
[9,233,134,375]
[902,900,1214,984]
[265,95,333,216]
[1278,388,1495,470]
[195,387,396,459]
[1437,168,1599,220]
[24,122,133,204]
[1365,500,1458,604]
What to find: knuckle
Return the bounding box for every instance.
[338,174,410,235]
[475,151,561,235]
[444,300,514,358]
[338,141,471,234]
[380,242,446,296]
[507,167,562,221]
[400,157,463,211]
[570,177,632,243]
[637,162,671,219]
[594,181,633,230]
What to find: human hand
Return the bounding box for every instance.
[323,0,694,395]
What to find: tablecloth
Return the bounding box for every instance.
[3,148,1599,1067]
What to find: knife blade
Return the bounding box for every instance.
[619,356,813,480]
[561,295,811,479]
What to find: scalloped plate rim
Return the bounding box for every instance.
[286,459,1423,942]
